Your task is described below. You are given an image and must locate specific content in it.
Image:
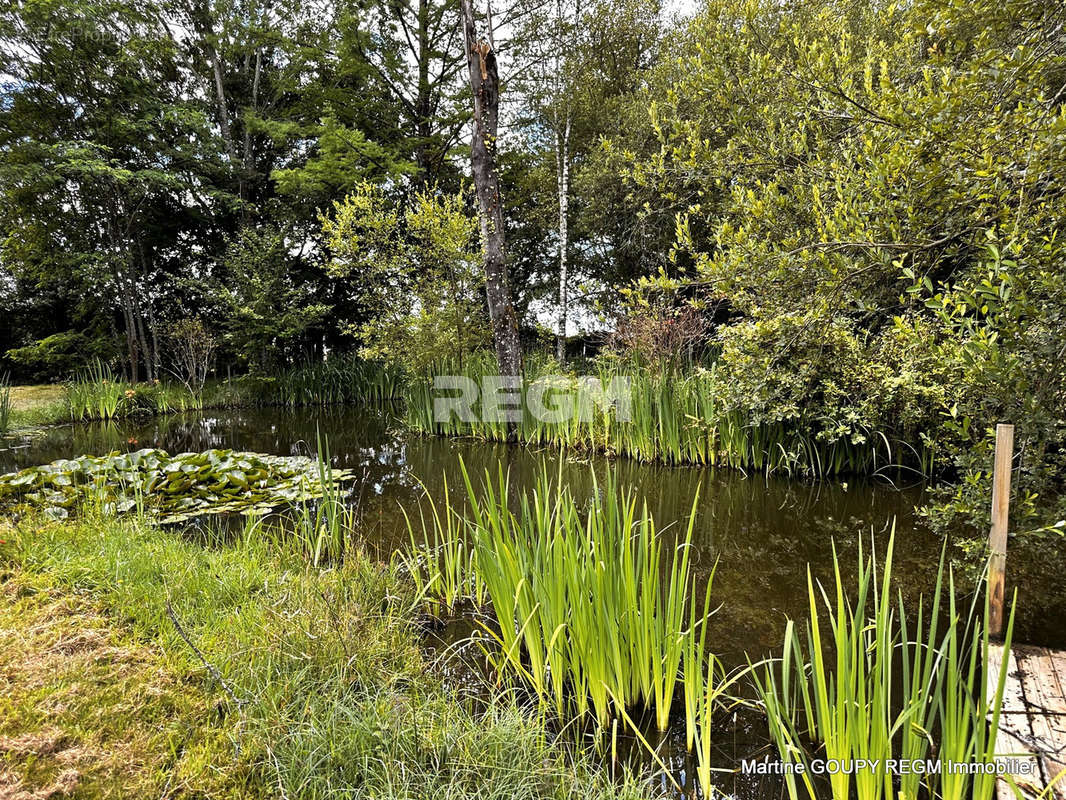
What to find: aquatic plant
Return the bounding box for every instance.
[751,537,1015,800]
[66,360,126,420]
[398,472,487,615]
[0,372,11,433]
[263,355,406,407]
[404,461,725,734]
[58,356,404,424]
[290,431,362,566]
[0,448,358,522]
[404,354,912,478]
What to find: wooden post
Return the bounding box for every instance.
[988,423,1014,638]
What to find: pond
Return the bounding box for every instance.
[2,405,1063,797]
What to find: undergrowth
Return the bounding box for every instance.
[0,512,646,800]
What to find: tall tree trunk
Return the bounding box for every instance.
[459,0,522,381]
[414,0,432,181]
[186,0,238,168]
[555,115,571,365]
[120,298,139,383]
[209,46,237,166]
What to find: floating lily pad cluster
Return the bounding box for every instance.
[0,448,356,523]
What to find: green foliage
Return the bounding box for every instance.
[609,0,1066,526]
[398,471,488,615]
[243,355,406,408]
[322,183,490,372]
[219,227,331,372]
[0,448,357,523]
[5,331,115,382]
[66,360,127,420]
[54,356,404,426]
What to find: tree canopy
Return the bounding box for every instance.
[1,0,1063,526]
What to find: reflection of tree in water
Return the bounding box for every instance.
[2,404,1062,650]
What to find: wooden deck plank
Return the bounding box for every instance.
[1048,651,1066,688]
[1017,647,1066,798]
[990,645,1066,800]
[1017,646,1066,715]
[991,644,1028,714]
[991,645,1043,799]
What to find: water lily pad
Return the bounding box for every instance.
[0,448,356,523]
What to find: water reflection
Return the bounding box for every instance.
[2,406,1061,655]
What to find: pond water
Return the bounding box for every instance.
[3,405,1063,797]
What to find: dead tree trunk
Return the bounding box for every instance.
[459,0,523,382]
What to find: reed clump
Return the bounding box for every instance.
[405,354,907,478]
[0,372,11,433]
[750,536,1015,800]
[400,461,729,741]
[60,357,404,423]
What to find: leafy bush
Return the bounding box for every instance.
[322,183,491,372]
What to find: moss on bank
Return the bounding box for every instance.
[0,514,646,800]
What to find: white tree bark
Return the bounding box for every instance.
[555,114,571,364]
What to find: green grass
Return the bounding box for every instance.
[4,388,67,431]
[1,510,648,800]
[0,571,247,797]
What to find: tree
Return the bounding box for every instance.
[458,0,522,381]
[218,226,330,371]
[0,0,220,381]
[509,0,666,348]
[322,183,489,371]
[616,0,1066,527]
[165,318,216,395]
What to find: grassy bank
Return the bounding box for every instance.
[1,357,405,432]
[0,571,244,797]
[0,511,646,800]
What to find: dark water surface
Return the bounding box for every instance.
[2,406,1063,798]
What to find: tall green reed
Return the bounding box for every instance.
[404,353,911,478]
[61,356,403,422]
[266,356,405,408]
[293,431,358,567]
[402,460,726,736]
[397,473,487,615]
[751,535,1016,800]
[66,359,125,420]
[0,372,11,433]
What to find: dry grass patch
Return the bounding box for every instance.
[0,574,250,799]
[6,387,64,415]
